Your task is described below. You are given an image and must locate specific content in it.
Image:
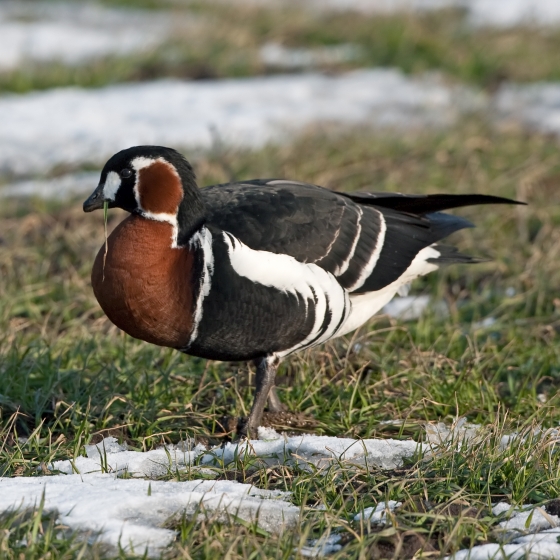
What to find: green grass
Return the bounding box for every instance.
[4,3,560,93]
[1,121,560,557]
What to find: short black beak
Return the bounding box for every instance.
[83,183,106,212]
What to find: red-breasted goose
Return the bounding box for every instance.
[83,145,522,438]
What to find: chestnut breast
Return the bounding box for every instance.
[92,215,195,348]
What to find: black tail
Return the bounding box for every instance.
[340,192,525,215]
[428,244,490,266]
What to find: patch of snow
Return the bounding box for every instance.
[354,500,402,524]
[514,528,560,545]
[52,437,207,478]
[298,534,343,557]
[300,0,560,27]
[496,82,560,140]
[425,418,482,447]
[52,433,422,476]
[257,426,283,441]
[304,0,457,13]
[204,430,423,470]
[466,0,560,28]
[0,69,481,180]
[0,474,298,557]
[449,504,560,559]
[496,505,560,538]
[427,420,560,454]
[85,436,128,455]
[492,502,515,516]
[260,42,361,69]
[3,433,422,555]
[5,69,560,193]
[381,294,449,321]
[10,433,560,558]
[448,542,548,560]
[450,540,560,559]
[472,317,497,329]
[0,2,174,71]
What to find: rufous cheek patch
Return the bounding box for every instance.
[137,160,183,215]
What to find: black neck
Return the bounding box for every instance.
[175,161,207,246]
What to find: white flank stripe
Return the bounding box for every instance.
[188,227,214,345]
[337,245,440,336]
[334,207,362,276]
[102,171,121,200]
[223,232,349,355]
[347,210,386,292]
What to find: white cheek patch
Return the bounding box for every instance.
[103,171,121,200]
[130,156,155,208]
[130,156,155,171]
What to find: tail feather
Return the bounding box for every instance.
[429,244,490,266]
[340,192,525,215]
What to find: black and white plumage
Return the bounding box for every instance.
[83,145,522,438]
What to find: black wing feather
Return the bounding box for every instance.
[202,180,521,294]
[339,191,525,214]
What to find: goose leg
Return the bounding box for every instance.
[238,355,279,439]
[267,386,286,412]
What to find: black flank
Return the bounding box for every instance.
[185,226,317,361]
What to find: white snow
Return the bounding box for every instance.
[426,419,560,453]
[298,534,343,557]
[0,2,174,71]
[466,0,560,28]
[52,432,422,477]
[448,542,560,560]
[260,43,362,69]
[0,0,557,78]
[449,504,560,559]
[0,474,298,557]
[0,69,479,179]
[300,0,560,27]
[2,68,560,192]
[203,429,422,471]
[354,500,402,524]
[381,294,449,321]
[496,82,560,140]
[495,504,560,538]
[52,437,207,478]
[0,433,421,556]
[6,433,560,558]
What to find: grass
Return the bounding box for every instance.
[4,3,560,93]
[1,119,560,557]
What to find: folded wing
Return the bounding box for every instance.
[202,180,520,295]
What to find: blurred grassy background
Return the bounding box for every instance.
[3,3,560,93]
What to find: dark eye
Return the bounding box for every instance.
[120,168,132,179]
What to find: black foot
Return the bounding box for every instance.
[267,385,286,413]
[237,355,279,440]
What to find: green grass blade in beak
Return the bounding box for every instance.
[103,200,109,281]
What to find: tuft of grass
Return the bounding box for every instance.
[1,120,560,556]
[0,505,106,559]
